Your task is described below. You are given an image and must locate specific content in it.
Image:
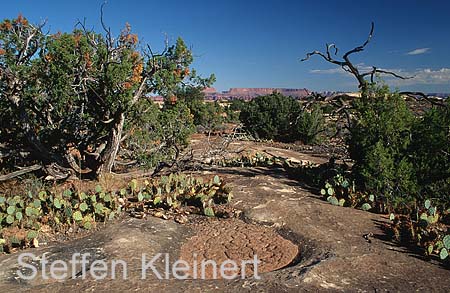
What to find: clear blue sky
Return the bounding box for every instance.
[2,0,450,92]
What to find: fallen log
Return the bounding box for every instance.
[0,164,42,181]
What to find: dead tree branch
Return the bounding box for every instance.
[301,22,413,95]
[399,91,446,106]
[0,164,42,181]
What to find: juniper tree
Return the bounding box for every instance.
[0,13,213,179]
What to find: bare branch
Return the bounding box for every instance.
[375,69,412,79]
[326,43,338,59]
[342,22,374,60]
[44,163,72,180]
[300,22,416,95]
[300,50,346,66]
[360,66,414,82]
[114,159,137,166]
[399,91,446,106]
[100,2,113,49]
[64,153,92,174]
[132,76,148,105]
[0,164,42,181]
[101,117,115,124]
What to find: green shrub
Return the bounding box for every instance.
[410,101,450,206]
[239,93,297,141]
[176,87,224,133]
[294,103,325,144]
[239,93,324,144]
[349,86,450,212]
[223,99,246,122]
[348,86,417,210]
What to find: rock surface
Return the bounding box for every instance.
[179,218,299,279]
[0,146,449,292]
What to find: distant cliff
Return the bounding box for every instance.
[203,87,311,100]
[150,88,448,103]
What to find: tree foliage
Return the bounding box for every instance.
[175,87,224,133]
[122,100,194,169]
[0,14,213,178]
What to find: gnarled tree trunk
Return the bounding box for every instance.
[97,112,125,176]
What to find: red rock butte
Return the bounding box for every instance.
[203,87,311,101]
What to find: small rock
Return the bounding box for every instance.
[174,214,189,224]
[154,211,169,220]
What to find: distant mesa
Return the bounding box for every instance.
[149,88,449,104]
[202,87,311,101]
[202,87,218,94]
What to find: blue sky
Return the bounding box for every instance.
[2,0,450,92]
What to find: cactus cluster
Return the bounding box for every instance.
[389,199,450,262]
[218,152,285,168]
[0,186,121,253]
[0,173,232,253]
[321,173,375,211]
[216,152,315,169]
[126,173,232,218]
